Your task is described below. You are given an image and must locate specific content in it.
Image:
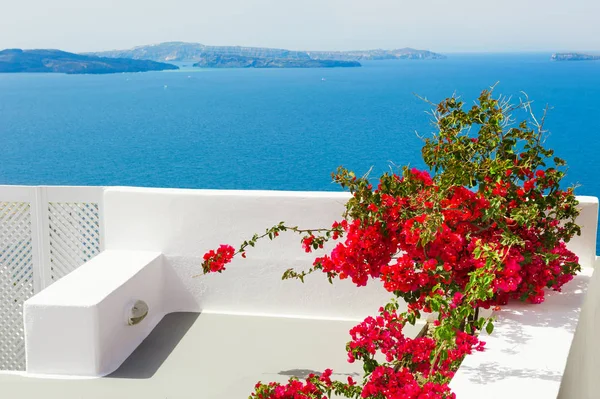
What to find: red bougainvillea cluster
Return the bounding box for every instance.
[201,89,581,398]
[202,244,235,273]
[309,167,578,308]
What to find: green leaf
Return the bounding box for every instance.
[439,350,448,362]
[486,321,494,335]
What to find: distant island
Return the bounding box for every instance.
[192,54,360,68]
[551,53,600,61]
[307,48,446,61]
[0,49,179,74]
[88,42,446,69]
[0,43,446,73]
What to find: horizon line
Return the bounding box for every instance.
[3,43,599,55]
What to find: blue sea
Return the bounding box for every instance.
[0,53,598,197]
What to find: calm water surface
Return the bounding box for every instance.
[0,53,598,196]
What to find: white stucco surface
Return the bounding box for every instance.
[565,196,598,269]
[103,187,395,321]
[558,256,600,399]
[7,187,599,397]
[450,197,598,399]
[24,250,164,377]
[3,313,418,398]
[450,266,594,399]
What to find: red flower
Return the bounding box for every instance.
[202,244,235,273]
[214,162,580,399]
[302,236,315,253]
[523,179,535,191]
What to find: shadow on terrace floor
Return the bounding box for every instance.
[461,271,591,385]
[108,312,200,379]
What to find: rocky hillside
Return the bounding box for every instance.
[193,54,360,68]
[89,42,311,63]
[89,42,445,64]
[0,49,179,74]
[308,48,446,60]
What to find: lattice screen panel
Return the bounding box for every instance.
[47,202,100,283]
[0,202,33,371]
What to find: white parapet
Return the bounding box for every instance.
[13,188,600,387]
[102,187,394,320]
[23,250,164,377]
[450,267,594,398]
[450,196,599,398]
[566,196,599,269]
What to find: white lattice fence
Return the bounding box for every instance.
[0,186,103,371]
[0,201,34,371]
[48,202,101,283]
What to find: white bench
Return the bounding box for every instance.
[24,250,164,377]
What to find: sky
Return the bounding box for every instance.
[1,0,599,53]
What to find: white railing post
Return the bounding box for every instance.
[32,187,49,292]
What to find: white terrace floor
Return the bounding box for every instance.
[0,314,423,399]
[1,264,594,399]
[0,263,594,399]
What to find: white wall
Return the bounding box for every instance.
[103,189,599,321]
[14,188,600,381]
[450,196,598,399]
[566,196,598,269]
[558,256,600,399]
[103,187,396,321]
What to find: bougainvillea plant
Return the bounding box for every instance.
[201,88,581,399]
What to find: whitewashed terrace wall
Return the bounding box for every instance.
[1,186,598,381]
[103,187,394,320]
[0,186,103,371]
